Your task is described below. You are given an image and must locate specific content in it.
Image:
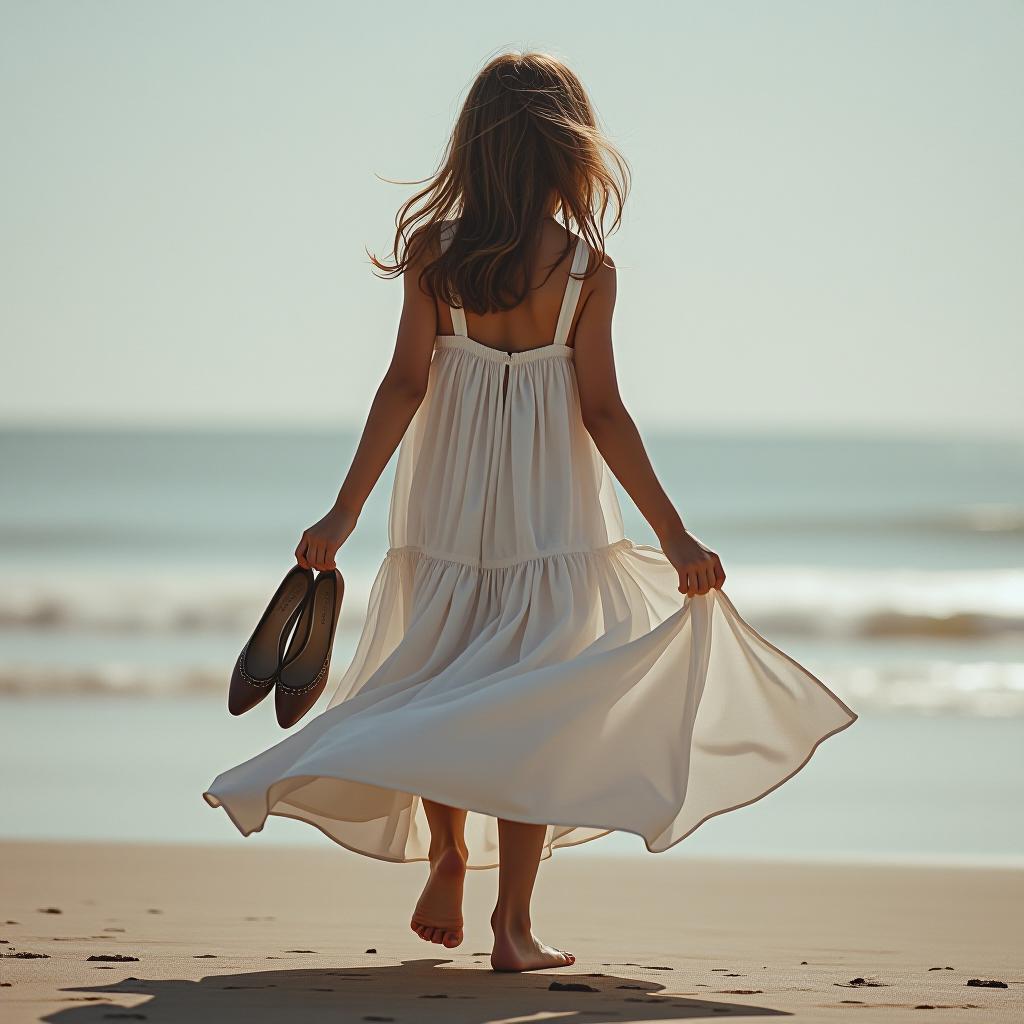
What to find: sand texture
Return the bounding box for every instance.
[0,840,1020,1022]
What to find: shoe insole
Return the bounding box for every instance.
[247,576,308,679]
[280,578,336,687]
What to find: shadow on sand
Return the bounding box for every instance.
[44,957,789,1022]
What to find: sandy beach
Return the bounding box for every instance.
[0,840,1019,1023]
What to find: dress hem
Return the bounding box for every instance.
[202,699,856,871]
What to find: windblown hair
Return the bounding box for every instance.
[369,51,630,315]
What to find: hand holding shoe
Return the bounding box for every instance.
[295,503,358,570]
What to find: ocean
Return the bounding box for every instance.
[1,426,1022,863]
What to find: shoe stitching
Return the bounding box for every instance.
[278,653,331,696]
[237,642,277,688]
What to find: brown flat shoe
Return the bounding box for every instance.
[228,565,313,716]
[276,568,344,728]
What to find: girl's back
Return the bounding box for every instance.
[393,217,623,567]
[435,219,595,353]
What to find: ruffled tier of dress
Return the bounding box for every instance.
[203,538,857,869]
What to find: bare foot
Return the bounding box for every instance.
[410,846,466,948]
[490,913,576,972]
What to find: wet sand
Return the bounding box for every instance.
[0,840,1020,1022]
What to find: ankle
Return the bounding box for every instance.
[428,841,468,867]
[490,904,531,935]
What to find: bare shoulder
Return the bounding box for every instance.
[403,222,443,300]
[580,240,617,308]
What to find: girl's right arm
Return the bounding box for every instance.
[573,254,726,598]
[295,247,438,571]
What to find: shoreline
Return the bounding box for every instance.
[1,839,1020,1022]
[5,833,1024,871]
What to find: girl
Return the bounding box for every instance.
[204,51,856,973]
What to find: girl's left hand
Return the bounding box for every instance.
[294,504,358,571]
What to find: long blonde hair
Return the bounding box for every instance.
[370,51,630,315]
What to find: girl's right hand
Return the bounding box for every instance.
[660,528,726,598]
[295,505,358,571]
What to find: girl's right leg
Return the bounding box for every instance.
[490,817,576,972]
[410,798,469,948]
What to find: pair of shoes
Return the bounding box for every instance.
[228,564,345,728]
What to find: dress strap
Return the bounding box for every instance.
[552,235,589,347]
[439,220,468,337]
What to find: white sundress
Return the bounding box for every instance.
[203,226,857,869]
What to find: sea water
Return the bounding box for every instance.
[1,427,1022,863]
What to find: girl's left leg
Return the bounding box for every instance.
[410,798,469,948]
[489,817,575,971]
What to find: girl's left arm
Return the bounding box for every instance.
[295,253,437,571]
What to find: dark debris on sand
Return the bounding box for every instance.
[87,954,139,962]
[967,978,1007,988]
[2,951,50,958]
[549,981,599,992]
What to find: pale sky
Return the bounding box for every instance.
[2,1,1021,437]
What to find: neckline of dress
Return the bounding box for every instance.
[434,334,575,364]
